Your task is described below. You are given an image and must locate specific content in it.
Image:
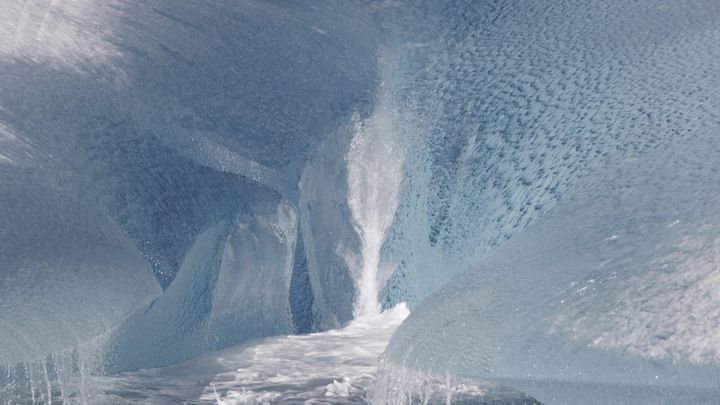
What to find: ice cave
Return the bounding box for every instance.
[1,0,719,404]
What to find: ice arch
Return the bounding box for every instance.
[0,0,379,372]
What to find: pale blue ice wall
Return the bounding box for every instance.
[373,0,720,307]
[1,0,378,370]
[377,122,720,405]
[374,0,720,403]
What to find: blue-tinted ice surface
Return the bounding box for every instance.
[1,0,377,371]
[103,203,300,372]
[373,0,720,398]
[0,131,161,365]
[2,0,720,403]
[373,0,720,402]
[377,0,720,308]
[377,129,720,403]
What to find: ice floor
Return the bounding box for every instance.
[24,303,536,405]
[76,305,409,404]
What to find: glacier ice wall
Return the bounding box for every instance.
[376,125,720,404]
[297,121,360,329]
[1,0,379,371]
[101,201,298,372]
[374,0,720,308]
[372,0,720,402]
[0,121,160,365]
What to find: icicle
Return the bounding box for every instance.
[42,359,52,405]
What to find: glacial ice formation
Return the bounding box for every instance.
[1,0,378,373]
[377,0,720,308]
[101,201,298,372]
[372,0,720,403]
[375,124,720,404]
[2,0,720,403]
[0,126,161,365]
